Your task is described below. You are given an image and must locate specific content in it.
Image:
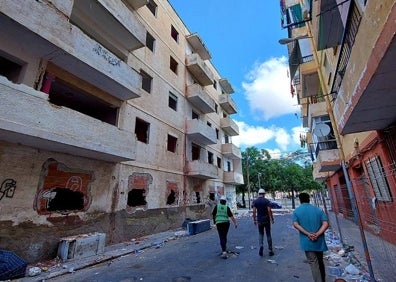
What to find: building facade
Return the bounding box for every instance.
[0,0,243,263]
[281,0,396,244]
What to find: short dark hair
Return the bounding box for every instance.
[298,193,310,203]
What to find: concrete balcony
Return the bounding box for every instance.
[219,94,237,115]
[186,33,211,60]
[220,117,239,136]
[223,171,244,185]
[316,148,341,173]
[0,78,136,162]
[219,78,234,94]
[221,143,242,159]
[186,53,214,86]
[301,71,321,98]
[312,162,329,181]
[122,0,149,10]
[308,101,327,129]
[186,119,217,145]
[70,0,146,60]
[186,84,216,114]
[186,160,218,179]
[0,1,143,101]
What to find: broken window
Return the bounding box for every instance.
[146,0,157,16]
[166,190,176,205]
[171,25,179,43]
[192,110,199,119]
[191,143,200,160]
[135,118,150,143]
[167,134,177,153]
[127,189,147,207]
[140,69,152,93]
[0,51,24,84]
[227,161,231,172]
[47,187,84,212]
[170,56,178,74]
[146,31,155,52]
[168,92,178,111]
[195,191,201,204]
[208,151,214,164]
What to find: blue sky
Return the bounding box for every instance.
[169,0,304,157]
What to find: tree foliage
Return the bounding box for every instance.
[236,146,322,208]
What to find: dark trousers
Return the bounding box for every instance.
[257,221,273,250]
[305,251,326,282]
[216,221,230,252]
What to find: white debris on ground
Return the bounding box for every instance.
[325,229,373,281]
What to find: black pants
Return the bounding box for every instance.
[216,221,230,252]
[257,221,273,251]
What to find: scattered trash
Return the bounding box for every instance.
[235,246,244,249]
[267,259,277,264]
[274,246,284,250]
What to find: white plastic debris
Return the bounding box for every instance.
[345,263,360,275]
[27,266,42,277]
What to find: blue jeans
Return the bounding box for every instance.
[257,221,273,251]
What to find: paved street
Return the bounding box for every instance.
[46,213,325,282]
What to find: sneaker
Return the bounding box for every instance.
[259,246,263,257]
[221,252,227,259]
[269,250,274,256]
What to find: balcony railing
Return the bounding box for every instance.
[331,1,362,100]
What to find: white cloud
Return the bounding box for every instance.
[232,121,296,152]
[242,57,297,121]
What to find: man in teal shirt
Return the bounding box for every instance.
[292,193,329,282]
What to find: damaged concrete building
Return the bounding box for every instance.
[0,0,244,263]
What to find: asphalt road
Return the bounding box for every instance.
[49,213,322,282]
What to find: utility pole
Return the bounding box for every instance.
[246,158,251,210]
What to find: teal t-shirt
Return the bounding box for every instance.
[292,203,328,252]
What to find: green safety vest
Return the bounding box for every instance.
[215,203,229,224]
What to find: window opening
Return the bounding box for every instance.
[170,56,178,74]
[227,161,231,172]
[167,134,177,153]
[217,157,222,168]
[207,121,212,127]
[140,70,152,93]
[146,0,157,16]
[135,118,150,143]
[146,31,155,52]
[366,156,392,202]
[224,134,230,144]
[213,80,217,89]
[127,189,147,207]
[46,187,84,212]
[192,143,200,160]
[46,75,118,125]
[168,92,178,111]
[209,192,215,201]
[171,25,179,42]
[215,104,218,113]
[166,190,176,205]
[192,111,199,119]
[0,52,24,83]
[216,128,219,139]
[195,191,201,204]
[208,151,214,164]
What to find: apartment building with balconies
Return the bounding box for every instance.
[0,0,243,262]
[281,0,396,244]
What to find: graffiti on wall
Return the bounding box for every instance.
[34,159,94,215]
[0,179,17,201]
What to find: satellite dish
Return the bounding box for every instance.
[313,123,330,137]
